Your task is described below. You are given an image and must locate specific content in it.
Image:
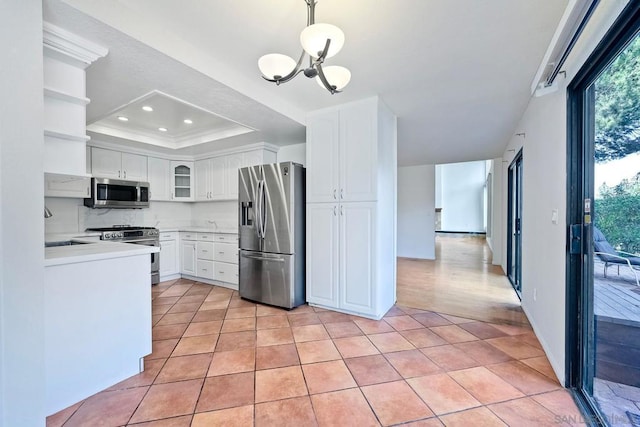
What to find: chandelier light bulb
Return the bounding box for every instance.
[258,54,296,79]
[317,66,351,91]
[300,23,345,59]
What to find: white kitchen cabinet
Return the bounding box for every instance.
[159,232,179,279]
[226,153,244,199]
[306,204,339,307]
[195,157,227,201]
[306,100,377,203]
[180,236,197,276]
[194,159,210,201]
[306,203,376,315]
[305,97,397,320]
[148,157,172,201]
[91,147,147,181]
[171,161,194,201]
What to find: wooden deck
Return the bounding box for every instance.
[594,258,640,325]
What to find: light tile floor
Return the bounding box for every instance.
[47,279,582,426]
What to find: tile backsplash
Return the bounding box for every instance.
[44,197,237,234]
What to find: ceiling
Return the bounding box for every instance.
[45,0,568,165]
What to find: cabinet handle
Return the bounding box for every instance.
[124,171,127,179]
[218,271,224,274]
[118,170,121,178]
[219,251,225,254]
[341,205,344,215]
[340,189,344,199]
[171,192,174,199]
[202,250,208,253]
[334,206,337,216]
[333,189,337,199]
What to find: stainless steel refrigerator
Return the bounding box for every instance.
[238,162,305,309]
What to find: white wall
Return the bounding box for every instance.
[277,143,306,166]
[43,198,240,233]
[435,165,442,208]
[397,165,436,259]
[0,1,46,425]
[498,0,629,384]
[486,158,504,267]
[438,161,486,232]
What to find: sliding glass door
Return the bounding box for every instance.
[507,150,523,297]
[567,3,640,425]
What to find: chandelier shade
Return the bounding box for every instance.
[257,0,349,94]
[317,66,351,91]
[300,24,345,59]
[258,54,296,80]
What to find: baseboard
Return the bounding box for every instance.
[436,231,487,235]
[521,304,566,386]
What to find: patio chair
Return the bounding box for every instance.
[593,226,640,286]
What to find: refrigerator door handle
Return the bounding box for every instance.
[261,179,267,239]
[255,180,263,238]
[242,253,286,263]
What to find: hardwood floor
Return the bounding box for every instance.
[397,234,528,325]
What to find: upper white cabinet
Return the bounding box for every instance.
[306,101,377,203]
[148,157,172,201]
[171,161,194,201]
[306,97,397,320]
[195,149,276,202]
[91,147,147,181]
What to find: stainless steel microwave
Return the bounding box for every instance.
[84,178,150,209]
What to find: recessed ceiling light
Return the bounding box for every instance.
[158,127,168,132]
[117,116,129,121]
[142,106,153,112]
[183,119,193,124]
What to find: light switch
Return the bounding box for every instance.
[551,209,558,224]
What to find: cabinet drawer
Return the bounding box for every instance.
[214,234,238,242]
[196,260,214,280]
[198,233,214,241]
[213,242,238,264]
[160,231,178,241]
[181,232,197,241]
[214,261,238,285]
[197,241,214,260]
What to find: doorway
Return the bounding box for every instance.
[567,3,640,425]
[507,150,523,298]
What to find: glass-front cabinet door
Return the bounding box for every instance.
[171,161,194,201]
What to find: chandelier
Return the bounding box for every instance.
[258,0,351,94]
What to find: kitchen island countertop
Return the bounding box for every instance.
[45,240,159,267]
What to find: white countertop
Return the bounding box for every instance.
[45,231,102,244]
[45,241,159,267]
[160,227,238,234]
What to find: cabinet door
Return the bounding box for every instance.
[148,157,171,201]
[91,147,122,179]
[121,152,147,181]
[306,111,340,203]
[226,153,243,199]
[194,159,210,201]
[209,157,226,199]
[160,239,178,276]
[181,241,197,275]
[171,161,194,201]
[243,150,263,167]
[339,102,377,202]
[339,202,376,315]
[306,203,339,307]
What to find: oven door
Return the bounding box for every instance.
[125,238,160,285]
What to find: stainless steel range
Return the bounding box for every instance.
[86,225,160,284]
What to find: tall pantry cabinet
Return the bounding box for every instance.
[306,97,397,320]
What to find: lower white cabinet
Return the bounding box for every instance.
[180,236,197,276]
[160,232,180,279]
[307,202,387,318]
[179,232,238,286]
